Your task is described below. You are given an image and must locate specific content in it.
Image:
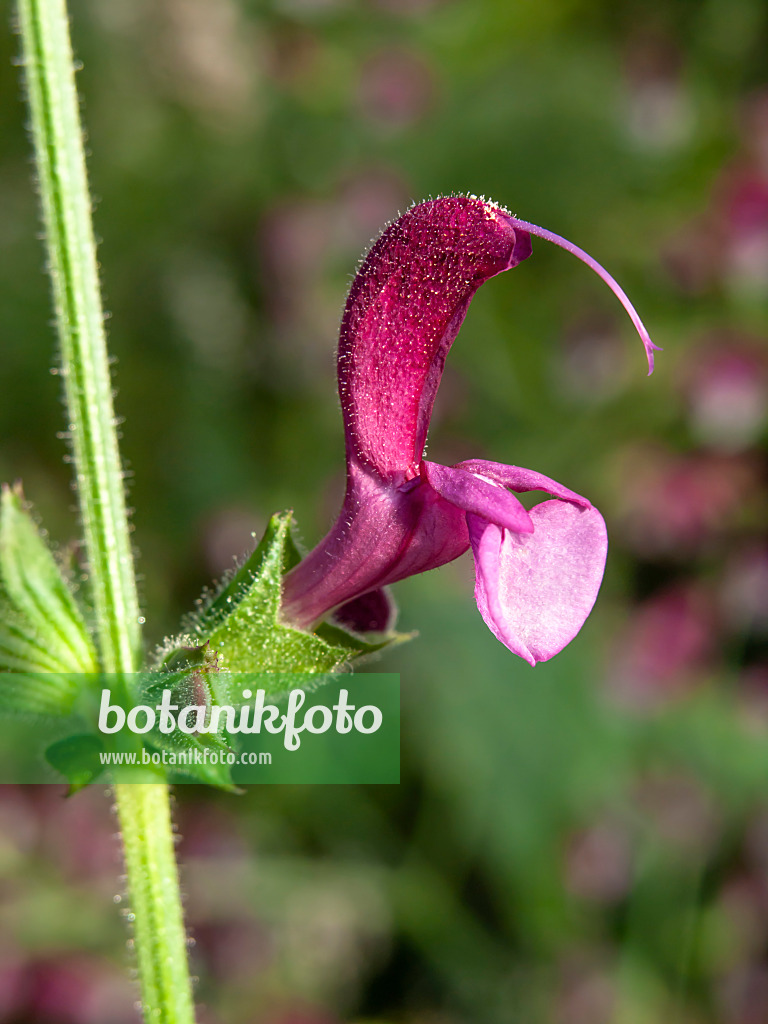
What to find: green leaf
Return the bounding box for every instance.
[0,672,81,716]
[45,733,105,792]
[0,485,98,714]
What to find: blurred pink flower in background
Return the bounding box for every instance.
[662,214,724,295]
[0,788,141,1022]
[681,336,768,453]
[176,802,249,859]
[0,955,136,1024]
[718,964,768,1024]
[662,89,768,297]
[613,443,759,558]
[23,958,137,1024]
[607,584,717,708]
[357,48,434,130]
[192,919,270,985]
[621,31,694,152]
[717,166,768,298]
[633,772,720,854]
[564,818,633,904]
[721,544,768,637]
[555,953,616,1024]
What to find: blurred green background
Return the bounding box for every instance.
[2,0,768,1021]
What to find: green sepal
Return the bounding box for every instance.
[45,733,105,793]
[0,484,98,715]
[159,512,410,692]
[159,513,356,689]
[186,513,301,638]
[313,620,415,658]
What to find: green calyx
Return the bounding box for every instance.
[160,511,408,689]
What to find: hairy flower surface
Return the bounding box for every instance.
[281,196,656,664]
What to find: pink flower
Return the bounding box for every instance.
[681,336,768,453]
[281,197,656,664]
[606,583,717,707]
[614,443,759,558]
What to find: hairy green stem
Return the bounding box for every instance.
[17,1,195,1021]
[16,0,139,674]
[115,785,196,1024]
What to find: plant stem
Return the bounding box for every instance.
[114,785,196,1024]
[17,1,195,1021]
[17,0,139,675]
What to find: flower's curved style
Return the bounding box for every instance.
[281,196,656,665]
